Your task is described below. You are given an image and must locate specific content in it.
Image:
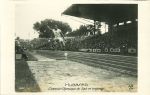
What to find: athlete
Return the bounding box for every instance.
[47,25,66,50]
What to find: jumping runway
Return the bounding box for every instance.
[35,50,137,76]
[26,50,137,92]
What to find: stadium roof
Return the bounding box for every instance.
[62,4,137,24]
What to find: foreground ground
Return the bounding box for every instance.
[15,50,137,92]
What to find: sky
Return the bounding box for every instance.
[15,2,93,40]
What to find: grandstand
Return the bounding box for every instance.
[62,4,138,56]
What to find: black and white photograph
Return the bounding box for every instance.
[14,3,138,92]
[1,0,150,95]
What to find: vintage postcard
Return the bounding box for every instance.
[0,0,150,95]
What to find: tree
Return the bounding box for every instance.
[66,25,90,37]
[33,19,72,38]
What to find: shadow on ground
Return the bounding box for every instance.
[15,52,40,92]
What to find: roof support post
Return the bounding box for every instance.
[108,22,113,33]
[93,20,96,35]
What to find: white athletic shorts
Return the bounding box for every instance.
[54,37,64,42]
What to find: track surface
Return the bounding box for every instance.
[26,51,137,92]
[35,50,137,76]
